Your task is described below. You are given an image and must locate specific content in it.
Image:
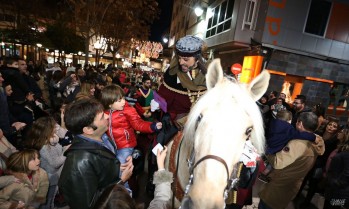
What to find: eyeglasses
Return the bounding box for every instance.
[293,102,302,105]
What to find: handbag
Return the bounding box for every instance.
[156,113,178,145]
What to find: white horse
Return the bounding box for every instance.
[165,59,270,209]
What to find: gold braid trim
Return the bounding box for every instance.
[163,81,206,96]
[226,162,244,205]
[138,88,151,98]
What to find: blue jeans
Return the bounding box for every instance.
[258,199,274,209]
[39,185,57,209]
[117,148,134,196]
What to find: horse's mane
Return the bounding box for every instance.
[183,74,265,154]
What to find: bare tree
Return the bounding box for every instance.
[64,0,116,63]
[100,0,159,66]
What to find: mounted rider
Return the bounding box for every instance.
[156,35,208,129]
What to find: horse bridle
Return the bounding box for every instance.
[179,113,251,209]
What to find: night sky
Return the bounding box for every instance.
[149,0,174,42]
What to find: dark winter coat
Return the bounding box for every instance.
[325,151,349,208]
[58,135,120,209]
[266,119,315,154]
[0,66,29,102]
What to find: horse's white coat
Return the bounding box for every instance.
[166,59,270,209]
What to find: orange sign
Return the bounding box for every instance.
[240,56,264,83]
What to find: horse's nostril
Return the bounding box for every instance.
[180,196,193,209]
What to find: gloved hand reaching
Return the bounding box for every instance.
[151,122,162,132]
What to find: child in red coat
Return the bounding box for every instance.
[100,84,162,194]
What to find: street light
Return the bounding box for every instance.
[94,42,102,66]
[162,37,168,44]
[194,6,204,17]
[36,43,42,61]
[116,53,121,67]
[1,42,4,57]
[78,51,82,64]
[54,49,59,62]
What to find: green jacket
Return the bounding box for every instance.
[58,135,120,209]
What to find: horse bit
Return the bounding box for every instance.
[179,113,252,209]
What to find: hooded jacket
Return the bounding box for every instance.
[106,103,154,149]
[0,168,49,209]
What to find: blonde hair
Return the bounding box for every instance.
[80,81,95,95]
[7,149,39,174]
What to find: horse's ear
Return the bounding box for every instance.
[247,70,270,101]
[206,59,224,90]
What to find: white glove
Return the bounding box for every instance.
[150,99,160,112]
[35,100,43,110]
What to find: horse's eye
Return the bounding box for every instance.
[245,127,253,136]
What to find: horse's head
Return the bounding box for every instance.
[180,59,269,209]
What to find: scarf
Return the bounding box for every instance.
[168,57,206,91]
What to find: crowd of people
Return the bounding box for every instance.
[0,34,348,209]
[257,91,349,209]
[0,53,166,209]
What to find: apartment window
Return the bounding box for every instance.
[304,0,332,37]
[242,0,258,30]
[206,0,235,38]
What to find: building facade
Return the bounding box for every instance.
[169,0,349,120]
